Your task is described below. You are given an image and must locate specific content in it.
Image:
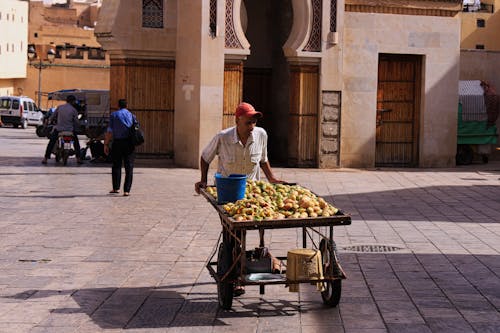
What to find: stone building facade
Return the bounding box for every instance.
[14,0,109,109]
[0,0,28,97]
[95,0,463,167]
[461,0,500,51]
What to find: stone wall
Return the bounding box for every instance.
[319,91,341,167]
[342,12,461,168]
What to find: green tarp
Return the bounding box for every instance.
[457,103,498,145]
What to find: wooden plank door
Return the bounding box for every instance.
[376,54,421,167]
[288,64,319,167]
[110,59,175,157]
[223,62,243,129]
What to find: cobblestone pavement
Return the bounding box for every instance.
[0,126,500,333]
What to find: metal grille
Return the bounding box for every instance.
[225,0,243,49]
[210,0,217,37]
[341,245,404,253]
[142,0,163,29]
[303,0,322,52]
[330,0,337,32]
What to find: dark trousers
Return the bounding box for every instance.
[45,130,81,159]
[111,139,135,192]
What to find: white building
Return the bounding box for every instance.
[0,0,28,96]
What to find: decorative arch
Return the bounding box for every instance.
[283,0,323,58]
[224,0,250,57]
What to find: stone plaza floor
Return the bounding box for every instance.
[0,126,499,332]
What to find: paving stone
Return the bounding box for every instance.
[2,128,500,332]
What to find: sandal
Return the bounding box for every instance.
[123,192,130,196]
[109,190,119,194]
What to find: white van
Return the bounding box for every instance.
[0,96,43,128]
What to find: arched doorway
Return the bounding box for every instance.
[223,0,319,167]
[241,0,293,166]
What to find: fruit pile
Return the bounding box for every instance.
[206,180,339,221]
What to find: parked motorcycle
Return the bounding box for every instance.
[53,131,76,165]
[36,108,56,138]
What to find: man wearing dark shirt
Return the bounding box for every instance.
[42,95,82,164]
[104,99,136,196]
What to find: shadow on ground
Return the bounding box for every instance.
[0,156,174,168]
[325,184,500,224]
[4,282,302,329]
[1,252,498,330]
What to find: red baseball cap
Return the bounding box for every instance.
[235,102,262,118]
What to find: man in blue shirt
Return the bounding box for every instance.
[104,99,137,196]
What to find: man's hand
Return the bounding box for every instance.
[195,181,207,194]
[268,177,284,184]
[104,145,110,156]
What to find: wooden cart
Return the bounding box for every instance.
[200,187,352,310]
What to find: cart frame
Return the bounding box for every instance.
[200,187,351,310]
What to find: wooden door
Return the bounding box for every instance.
[223,62,243,129]
[110,59,175,157]
[376,54,421,167]
[288,65,319,167]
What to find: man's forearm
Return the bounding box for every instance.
[200,157,209,182]
[104,132,112,146]
[260,161,279,182]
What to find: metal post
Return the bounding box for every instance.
[37,58,42,107]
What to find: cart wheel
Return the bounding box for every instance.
[319,238,342,307]
[217,242,233,310]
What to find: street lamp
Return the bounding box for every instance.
[27,45,56,108]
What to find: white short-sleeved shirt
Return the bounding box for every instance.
[201,126,269,181]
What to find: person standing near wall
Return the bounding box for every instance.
[104,99,136,196]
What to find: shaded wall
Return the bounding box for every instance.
[242,0,292,165]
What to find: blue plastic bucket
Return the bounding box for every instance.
[215,173,247,204]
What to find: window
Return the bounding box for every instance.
[34,32,38,38]
[476,44,485,49]
[477,18,486,27]
[88,47,105,60]
[142,0,163,28]
[0,98,11,109]
[23,101,28,111]
[86,94,101,106]
[55,45,64,58]
[66,46,84,59]
[12,99,19,110]
[209,0,216,37]
[330,0,337,32]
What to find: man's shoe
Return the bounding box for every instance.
[41,158,47,164]
[109,190,119,194]
[76,159,83,165]
[233,285,245,297]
